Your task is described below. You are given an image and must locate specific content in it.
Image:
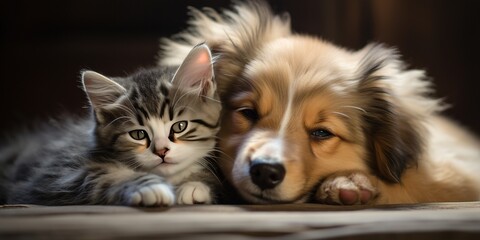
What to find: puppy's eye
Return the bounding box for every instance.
[310,129,334,140]
[237,107,259,122]
[129,130,148,140]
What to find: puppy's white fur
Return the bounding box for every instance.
[159,1,480,204]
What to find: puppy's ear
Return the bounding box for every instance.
[356,44,424,183]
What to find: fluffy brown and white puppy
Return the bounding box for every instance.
[159,1,480,204]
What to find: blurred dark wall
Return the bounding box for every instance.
[1,0,479,135]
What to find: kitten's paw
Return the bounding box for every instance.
[316,172,377,205]
[127,183,175,207]
[176,181,212,204]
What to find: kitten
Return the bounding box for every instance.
[0,44,222,206]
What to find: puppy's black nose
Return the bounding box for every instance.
[249,159,285,190]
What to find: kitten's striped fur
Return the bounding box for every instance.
[0,44,222,206]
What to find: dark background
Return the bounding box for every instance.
[1,0,479,136]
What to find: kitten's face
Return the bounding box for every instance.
[83,44,220,178]
[114,78,221,177]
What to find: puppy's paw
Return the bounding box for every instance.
[176,181,212,205]
[127,183,175,207]
[316,172,377,205]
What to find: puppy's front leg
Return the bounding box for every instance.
[315,171,379,205]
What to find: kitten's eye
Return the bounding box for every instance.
[171,121,188,133]
[310,129,334,140]
[129,130,148,140]
[237,107,259,122]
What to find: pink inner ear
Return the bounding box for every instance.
[171,44,214,97]
[196,51,210,65]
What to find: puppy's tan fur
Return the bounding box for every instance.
[159,1,480,204]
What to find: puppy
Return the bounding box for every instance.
[159,1,480,205]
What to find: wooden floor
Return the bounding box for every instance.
[1,202,480,240]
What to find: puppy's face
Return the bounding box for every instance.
[160,1,425,204]
[218,37,372,203]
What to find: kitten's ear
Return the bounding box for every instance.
[82,70,126,109]
[172,43,215,98]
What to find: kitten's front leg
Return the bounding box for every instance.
[85,165,175,207]
[174,167,220,205]
[176,181,212,204]
[121,174,175,207]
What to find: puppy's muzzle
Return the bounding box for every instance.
[249,157,286,190]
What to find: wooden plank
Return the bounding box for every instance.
[1,202,479,240]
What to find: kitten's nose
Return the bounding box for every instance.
[156,148,169,160]
[249,158,285,190]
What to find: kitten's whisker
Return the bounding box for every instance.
[175,105,199,114]
[105,116,132,128]
[172,88,208,109]
[196,159,222,185]
[109,102,137,117]
[208,149,235,162]
[199,95,221,103]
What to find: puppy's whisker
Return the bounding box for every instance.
[340,105,367,113]
[332,111,351,119]
[222,73,238,77]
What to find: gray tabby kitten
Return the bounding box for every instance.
[0,44,222,206]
